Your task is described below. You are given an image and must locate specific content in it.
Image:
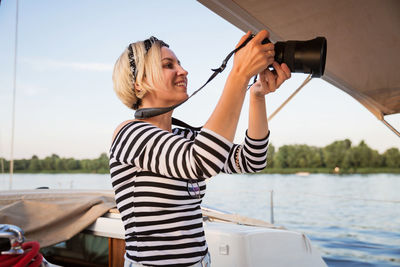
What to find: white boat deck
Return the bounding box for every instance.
[86,208,327,267]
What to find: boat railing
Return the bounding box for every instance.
[0,224,25,255]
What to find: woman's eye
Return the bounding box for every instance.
[163,63,173,69]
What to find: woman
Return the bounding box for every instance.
[110,30,291,267]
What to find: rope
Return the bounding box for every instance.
[0,241,43,267]
[381,119,400,137]
[301,233,312,253]
[9,0,19,189]
[268,74,312,121]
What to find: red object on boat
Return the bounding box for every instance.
[0,241,43,267]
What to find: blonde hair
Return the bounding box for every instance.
[112,40,165,110]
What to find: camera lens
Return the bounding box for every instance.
[273,37,327,77]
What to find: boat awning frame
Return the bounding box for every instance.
[198,0,400,137]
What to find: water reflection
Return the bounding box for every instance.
[203,173,400,266]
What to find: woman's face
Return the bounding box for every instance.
[150,46,188,106]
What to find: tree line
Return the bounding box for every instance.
[0,139,399,174]
[0,153,109,173]
[266,139,400,171]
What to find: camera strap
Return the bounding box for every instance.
[134,35,255,120]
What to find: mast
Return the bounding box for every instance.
[9,0,19,189]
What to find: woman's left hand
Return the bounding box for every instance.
[250,62,291,97]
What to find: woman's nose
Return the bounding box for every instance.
[177,65,188,76]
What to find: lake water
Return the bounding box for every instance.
[1,173,399,266]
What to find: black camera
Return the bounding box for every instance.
[256,36,327,78]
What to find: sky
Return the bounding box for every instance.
[0,0,399,160]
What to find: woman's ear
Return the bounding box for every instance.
[134,83,142,93]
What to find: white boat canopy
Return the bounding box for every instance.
[198,0,400,135]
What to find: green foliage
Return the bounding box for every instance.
[273,144,323,168]
[267,139,399,172]
[14,159,30,171]
[28,155,41,172]
[383,148,400,168]
[322,139,351,168]
[266,143,275,168]
[342,141,383,169]
[1,153,110,174]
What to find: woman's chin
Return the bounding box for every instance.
[174,95,188,105]
[163,95,188,107]
[176,92,189,102]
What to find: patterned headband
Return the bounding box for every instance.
[127,36,169,82]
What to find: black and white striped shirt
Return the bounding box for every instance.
[109,121,269,266]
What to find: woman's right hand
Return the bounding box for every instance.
[204,30,275,142]
[232,30,275,81]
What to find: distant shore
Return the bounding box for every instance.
[4,167,400,175]
[259,167,400,174]
[1,140,399,175]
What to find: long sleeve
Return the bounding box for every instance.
[109,121,233,180]
[172,127,270,174]
[222,131,270,174]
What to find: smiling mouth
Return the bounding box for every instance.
[175,81,187,88]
